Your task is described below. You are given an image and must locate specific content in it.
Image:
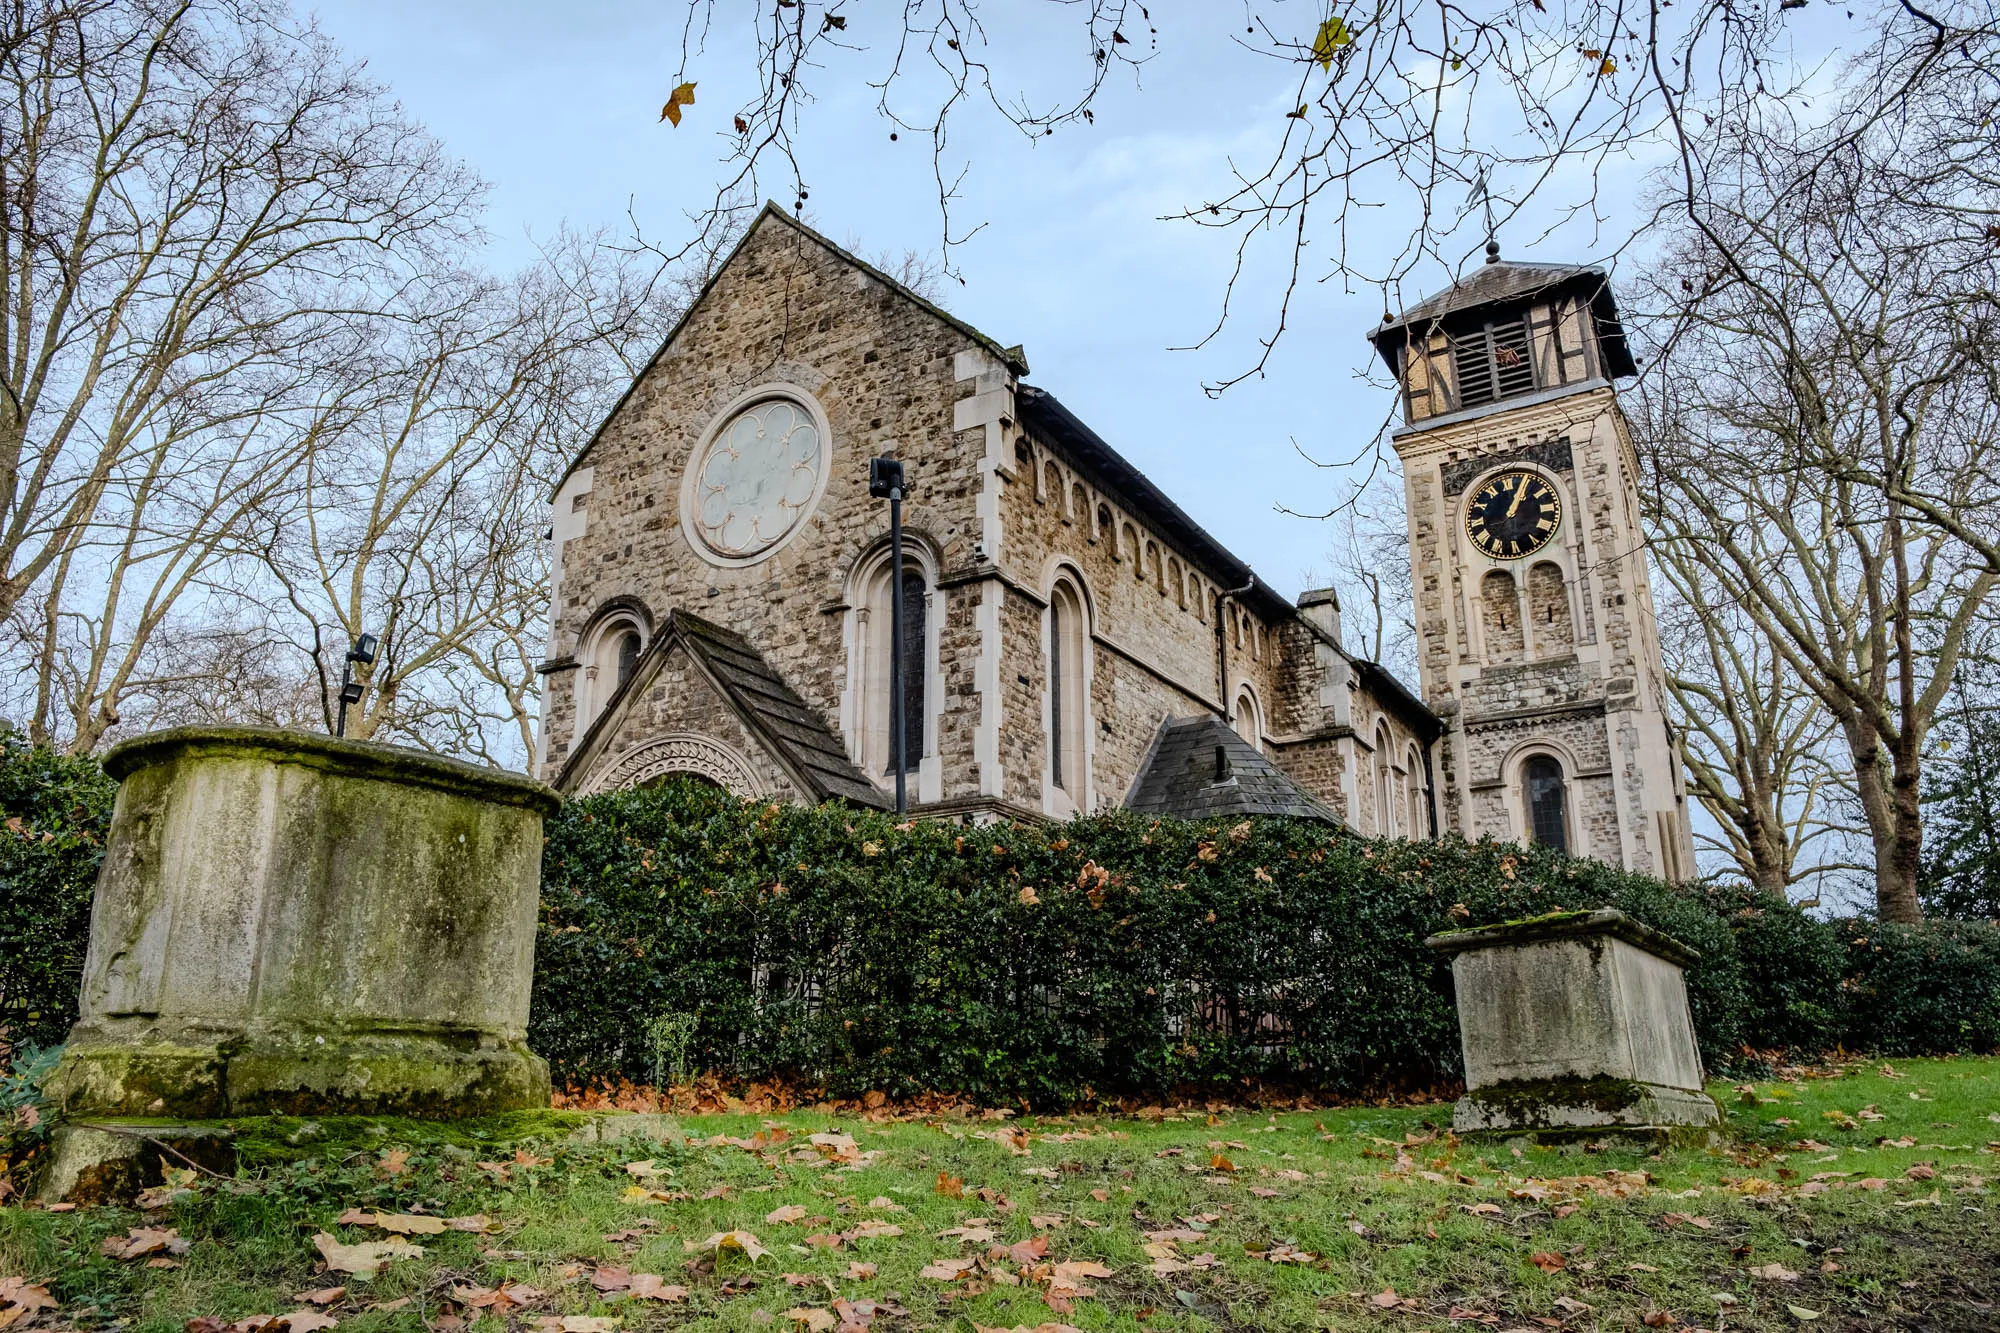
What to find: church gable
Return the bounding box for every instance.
[557,611,887,808]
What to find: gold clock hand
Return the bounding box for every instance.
[1505,478,1527,519]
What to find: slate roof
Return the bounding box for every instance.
[556,610,889,809]
[1124,715,1341,824]
[670,612,891,809]
[1368,254,1638,379]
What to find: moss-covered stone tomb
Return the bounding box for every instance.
[1426,909,1721,1140]
[47,726,558,1122]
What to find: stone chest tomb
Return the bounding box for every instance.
[48,725,557,1122]
[1426,908,1720,1138]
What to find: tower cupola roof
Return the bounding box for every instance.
[1368,258,1637,379]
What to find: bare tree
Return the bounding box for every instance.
[0,0,479,743]
[1631,23,2000,921]
[1321,463,1416,681]
[252,233,684,765]
[1650,535,1862,898]
[663,0,1869,393]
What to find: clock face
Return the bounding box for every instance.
[688,398,824,560]
[1464,469,1562,560]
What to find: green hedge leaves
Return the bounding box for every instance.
[0,736,116,1058]
[528,779,2000,1104]
[4,742,1996,1107]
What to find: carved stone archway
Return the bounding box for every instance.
[578,733,767,797]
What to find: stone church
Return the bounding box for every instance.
[533,205,1694,875]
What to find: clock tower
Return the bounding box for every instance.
[1370,245,1695,879]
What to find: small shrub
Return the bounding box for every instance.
[1703,883,1847,1053]
[0,1043,61,1189]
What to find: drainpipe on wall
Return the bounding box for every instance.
[1422,739,1440,839]
[1214,574,1258,723]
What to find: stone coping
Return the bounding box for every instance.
[1424,908,1699,968]
[103,725,561,817]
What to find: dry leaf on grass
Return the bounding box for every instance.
[333,1211,445,1236]
[843,1219,904,1241]
[528,1318,617,1333]
[780,1309,836,1332]
[920,1257,978,1280]
[311,1234,423,1279]
[940,1222,996,1243]
[1528,1251,1567,1272]
[766,1205,808,1225]
[625,1275,686,1302]
[846,1262,877,1280]
[685,1230,770,1261]
[293,1288,345,1307]
[1750,1263,1801,1282]
[0,1279,56,1320]
[101,1228,190,1261]
[188,1313,340,1333]
[448,1283,543,1312]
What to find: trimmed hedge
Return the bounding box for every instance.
[4,741,1997,1105]
[1836,918,2000,1054]
[528,779,1993,1104]
[0,736,117,1058]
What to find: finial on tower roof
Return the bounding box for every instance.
[1471,162,1501,264]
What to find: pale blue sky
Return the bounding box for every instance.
[305,1,1716,602]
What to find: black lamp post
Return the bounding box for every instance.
[868,456,908,816]
[335,632,378,739]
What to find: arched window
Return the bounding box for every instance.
[1373,722,1396,837]
[1233,686,1263,751]
[578,611,648,729]
[1482,569,1524,661]
[1528,561,1573,656]
[1524,755,1569,853]
[1405,744,1428,839]
[849,549,935,778]
[1047,577,1089,806]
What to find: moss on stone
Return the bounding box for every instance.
[1461,1074,1646,1127]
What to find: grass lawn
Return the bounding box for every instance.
[2,1059,1997,1333]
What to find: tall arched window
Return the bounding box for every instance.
[1233,686,1263,751]
[1373,722,1397,836]
[578,611,648,730]
[849,549,935,779]
[1524,755,1569,853]
[1405,744,1429,840]
[1048,578,1088,804]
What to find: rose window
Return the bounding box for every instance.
[687,399,824,559]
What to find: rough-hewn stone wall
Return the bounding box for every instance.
[540,212,985,792]
[538,205,1434,829]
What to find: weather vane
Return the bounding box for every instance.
[1471,161,1500,262]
